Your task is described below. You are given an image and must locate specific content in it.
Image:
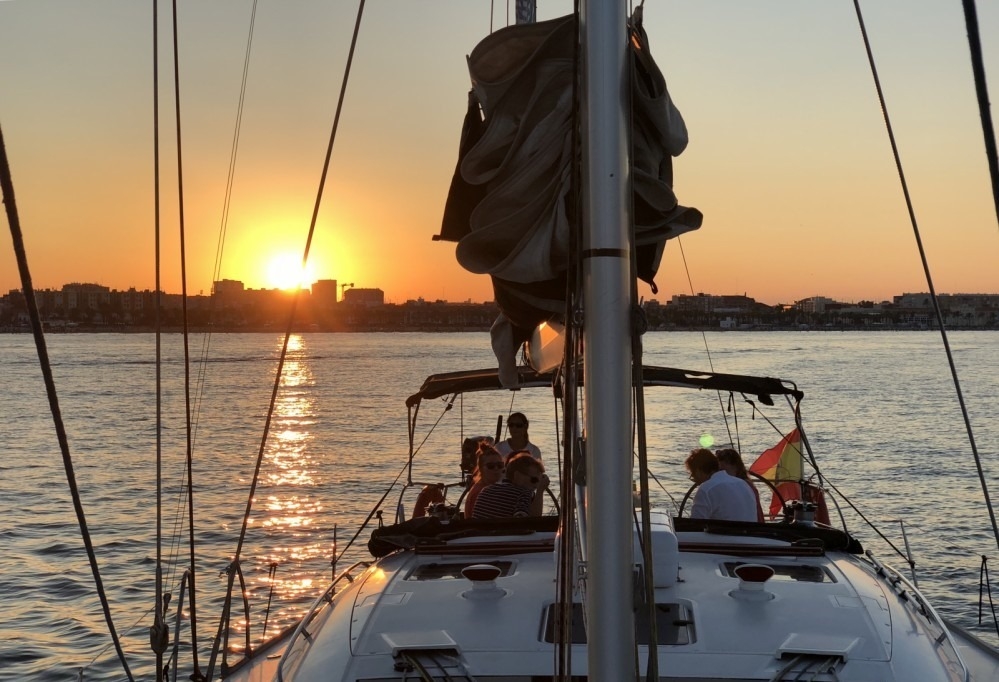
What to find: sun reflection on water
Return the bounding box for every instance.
[227,334,338,650]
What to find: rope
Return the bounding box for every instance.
[554,7,582,679]
[675,237,733,447]
[979,555,999,638]
[83,603,156,679]
[202,0,369,676]
[333,394,456,567]
[151,2,167,679]
[187,0,261,461]
[851,0,999,551]
[960,0,999,226]
[0,126,135,681]
[261,563,279,644]
[164,0,204,674]
[158,0,262,672]
[627,11,659,680]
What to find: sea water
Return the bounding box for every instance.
[1,331,997,680]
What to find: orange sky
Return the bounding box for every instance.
[1,0,998,305]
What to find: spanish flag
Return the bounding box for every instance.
[749,428,803,482]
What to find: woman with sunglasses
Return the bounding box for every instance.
[463,444,506,518]
[495,412,542,462]
[471,453,548,519]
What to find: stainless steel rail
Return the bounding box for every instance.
[275,561,372,682]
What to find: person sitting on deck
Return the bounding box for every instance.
[460,435,494,476]
[471,453,548,519]
[716,448,765,523]
[685,448,758,522]
[463,443,506,518]
[494,412,542,462]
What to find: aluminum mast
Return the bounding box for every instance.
[581,0,637,678]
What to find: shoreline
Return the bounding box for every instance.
[2,325,995,334]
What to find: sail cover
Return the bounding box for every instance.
[439,13,701,384]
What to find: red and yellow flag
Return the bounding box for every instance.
[749,428,803,482]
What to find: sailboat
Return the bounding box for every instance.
[4,1,999,681]
[212,3,999,682]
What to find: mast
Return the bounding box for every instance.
[580,0,637,678]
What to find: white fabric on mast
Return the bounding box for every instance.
[440,13,701,386]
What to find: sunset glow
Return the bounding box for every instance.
[266,253,314,291]
[1,2,997,306]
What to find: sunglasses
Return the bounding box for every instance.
[526,475,540,484]
[484,463,505,470]
[508,422,527,428]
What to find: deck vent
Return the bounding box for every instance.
[723,561,831,583]
[730,563,775,602]
[460,563,508,600]
[407,560,513,581]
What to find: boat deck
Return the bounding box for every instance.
[224,515,999,681]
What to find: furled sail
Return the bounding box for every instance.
[439,13,701,385]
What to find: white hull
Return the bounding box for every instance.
[224,514,999,681]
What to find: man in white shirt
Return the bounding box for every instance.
[685,448,758,522]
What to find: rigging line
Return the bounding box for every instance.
[164,471,191,604]
[979,556,999,637]
[189,0,261,456]
[729,393,741,454]
[626,10,659,681]
[554,12,582,678]
[81,603,157,676]
[502,390,516,441]
[209,0,370,667]
[817,472,909,562]
[852,0,999,551]
[0,128,136,682]
[961,0,999,226]
[152,1,168,678]
[334,397,455,566]
[167,0,203,673]
[675,236,733,446]
[739,395,789,442]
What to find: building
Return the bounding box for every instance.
[794,297,838,315]
[343,287,384,306]
[312,279,338,308]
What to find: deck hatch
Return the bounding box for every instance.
[407,560,514,581]
[542,603,694,644]
[723,561,833,583]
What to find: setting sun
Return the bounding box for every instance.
[266,253,313,291]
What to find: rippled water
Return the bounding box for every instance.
[1,331,997,680]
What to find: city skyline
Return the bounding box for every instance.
[2,2,998,307]
[7,277,997,308]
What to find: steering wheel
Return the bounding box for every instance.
[748,471,791,520]
[544,486,561,516]
[677,482,699,518]
[676,473,790,520]
[451,482,561,520]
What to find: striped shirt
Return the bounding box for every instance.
[471,481,535,519]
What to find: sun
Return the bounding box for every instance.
[265,253,313,290]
